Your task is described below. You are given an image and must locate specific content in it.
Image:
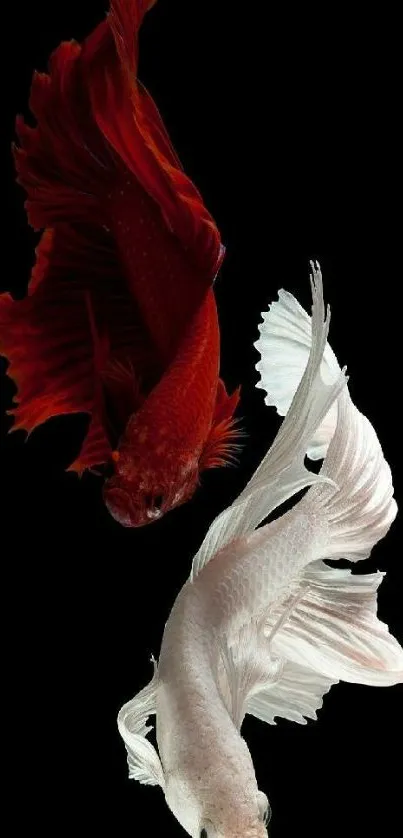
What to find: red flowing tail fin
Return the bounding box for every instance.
[14,0,224,280]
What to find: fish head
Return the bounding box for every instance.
[102,437,200,527]
[197,813,269,838]
[164,770,270,838]
[199,823,268,838]
[197,792,270,838]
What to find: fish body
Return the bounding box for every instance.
[117,265,402,836]
[0,0,239,526]
[104,291,231,525]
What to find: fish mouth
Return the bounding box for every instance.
[103,485,163,528]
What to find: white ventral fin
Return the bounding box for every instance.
[117,659,165,788]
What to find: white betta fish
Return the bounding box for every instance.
[117,263,402,838]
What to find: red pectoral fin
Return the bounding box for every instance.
[0,224,159,471]
[199,381,242,470]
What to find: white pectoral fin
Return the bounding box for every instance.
[192,264,347,578]
[271,562,403,686]
[117,660,165,788]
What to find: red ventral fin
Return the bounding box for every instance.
[199,380,242,470]
[0,223,159,472]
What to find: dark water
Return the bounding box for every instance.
[1,2,401,836]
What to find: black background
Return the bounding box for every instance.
[1,2,402,836]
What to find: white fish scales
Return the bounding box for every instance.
[117,263,402,837]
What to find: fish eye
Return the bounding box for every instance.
[154,493,164,510]
[144,493,164,510]
[263,802,272,825]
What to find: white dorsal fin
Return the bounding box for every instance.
[255,273,341,460]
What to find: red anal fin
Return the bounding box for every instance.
[199,381,242,470]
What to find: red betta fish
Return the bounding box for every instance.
[0,0,240,527]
